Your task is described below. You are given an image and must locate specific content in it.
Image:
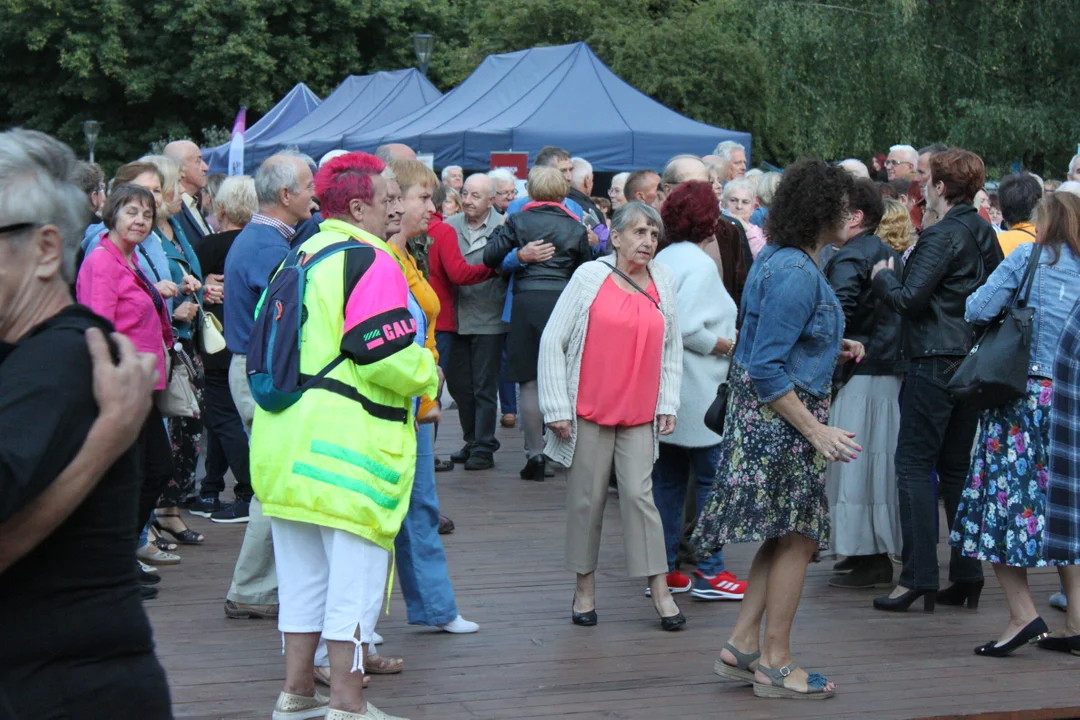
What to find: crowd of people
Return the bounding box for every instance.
[1,122,1078,719]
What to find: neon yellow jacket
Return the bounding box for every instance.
[250,219,439,550]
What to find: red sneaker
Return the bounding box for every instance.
[644,570,693,596]
[691,570,746,600]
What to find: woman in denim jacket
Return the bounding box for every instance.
[949,191,1080,656]
[694,161,865,700]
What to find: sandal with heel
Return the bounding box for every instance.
[753,663,834,700]
[152,513,204,545]
[713,642,760,684]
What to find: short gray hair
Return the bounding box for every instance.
[570,157,592,187]
[215,176,258,227]
[722,178,755,202]
[755,172,783,207]
[488,168,515,191]
[838,158,870,179]
[610,171,630,190]
[611,200,664,240]
[1057,180,1080,197]
[0,129,88,283]
[319,149,348,168]
[140,154,181,197]
[1068,153,1080,178]
[255,154,302,206]
[441,165,462,181]
[375,145,394,164]
[713,141,746,161]
[889,144,919,165]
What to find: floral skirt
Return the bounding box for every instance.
[949,378,1075,567]
[692,363,832,554]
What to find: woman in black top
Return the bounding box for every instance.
[483,165,591,480]
[0,129,171,719]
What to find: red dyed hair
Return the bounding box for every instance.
[659,180,720,249]
[315,152,385,218]
[929,149,985,206]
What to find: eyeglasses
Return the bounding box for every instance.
[0,222,35,236]
[496,189,517,199]
[884,159,912,169]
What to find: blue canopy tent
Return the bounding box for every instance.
[342,43,751,171]
[203,83,321,173]
[254,69,442,170]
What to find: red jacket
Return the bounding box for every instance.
[427,214,495,332]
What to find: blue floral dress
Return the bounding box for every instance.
[692,363,832,553]
[949,378,1069,567]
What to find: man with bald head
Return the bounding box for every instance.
[444,173,508,470]
[219,152,315,617]
[165,139,212,244]
[839,158,871,179]
[375,143,417,163]
[660,154,708,203]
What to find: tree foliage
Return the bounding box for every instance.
[1,0,1077,175]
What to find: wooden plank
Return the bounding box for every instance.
[144,413,1080,720]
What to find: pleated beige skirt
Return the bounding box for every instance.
[825,374,903,557]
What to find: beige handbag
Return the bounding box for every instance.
[200,304,226,355]
[155,345,200,418]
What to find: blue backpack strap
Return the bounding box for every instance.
[298,240,360,267]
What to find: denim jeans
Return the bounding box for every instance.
[651,442,725,575]
[499,342,517,415]
[394,424,459,626]
[896,357,983,591]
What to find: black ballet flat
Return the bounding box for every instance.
[873,588,937,612]
[660,612,686,631]
[572,595,597,626]
[974,617,1050,657]
[1036,634,1080,654]
[938,580,984,609]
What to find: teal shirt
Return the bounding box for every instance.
[158,218,204,341]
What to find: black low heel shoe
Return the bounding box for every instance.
[937,580,984,609]
[873,588,937,612]
[519,455,546,481]
[654,602,686,631]
[975,617,1050,657]
[572,595,597,626]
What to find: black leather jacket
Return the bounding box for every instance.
[482,204,590,292]
[824,231,904,376]
[873,204,1003,359]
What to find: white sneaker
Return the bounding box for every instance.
[326,704,407,720]
[372,631,384,645]
[138,560,158,574]
[437,615,479,634]
[271,690,329,720]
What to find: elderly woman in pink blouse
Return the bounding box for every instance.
[77,183,179,547]
[723,179,767,258]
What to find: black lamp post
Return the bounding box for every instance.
[412,34,435,76]
[82,120,101,163]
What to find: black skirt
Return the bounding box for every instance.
[506,289,562,383]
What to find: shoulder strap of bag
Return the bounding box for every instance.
[1015,244,1043,308]
[608,265,660,310]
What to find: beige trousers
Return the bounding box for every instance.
[565,417,667,578]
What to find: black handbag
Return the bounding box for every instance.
[703,382,730,436]
[947,244,1042,409]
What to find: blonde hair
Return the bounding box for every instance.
[389,158,438,193]
[877,198,916,253]
[140,154,182,217]
[527,165,568,202]
[214,176,257,227]
[441,186,463,215]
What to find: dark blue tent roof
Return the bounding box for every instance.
[203,83,320,173]
[247,69,442,171]
[342,43,751,171]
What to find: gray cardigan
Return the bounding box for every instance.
[538,256,682,466]
[445,208,509,335]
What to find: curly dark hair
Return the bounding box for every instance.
[658,180,719,250]
[765,160,854,250]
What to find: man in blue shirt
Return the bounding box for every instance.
[219,153,314,617]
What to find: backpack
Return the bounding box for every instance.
[246,241,356,412]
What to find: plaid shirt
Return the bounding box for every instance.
[1045,296,1080,563]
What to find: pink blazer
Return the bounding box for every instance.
[76,234,174,390]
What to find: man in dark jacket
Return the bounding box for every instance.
[165,140,211,247]
[870,148,1003,609]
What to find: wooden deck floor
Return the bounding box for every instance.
[148,416,1080,720]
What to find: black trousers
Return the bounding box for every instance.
[136,405,177,535]
[200,367,252,501]
[895,357,984,591]
[446,333,504,455]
